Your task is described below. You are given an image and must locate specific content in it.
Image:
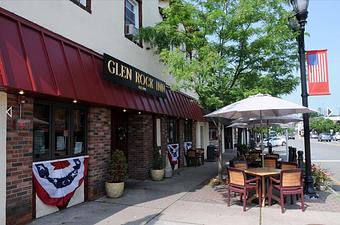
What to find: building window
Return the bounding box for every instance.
[33,101,87,161]
[70,0,91,13]
[168,118,178,144]
[184,120,192,141]
[125,0,141,41]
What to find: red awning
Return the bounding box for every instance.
[0,8,205,121]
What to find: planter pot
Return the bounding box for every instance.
[151,169,165,181]
[164,168,173,178]
[105,182,124,198]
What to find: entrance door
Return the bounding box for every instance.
[111,110,128,158]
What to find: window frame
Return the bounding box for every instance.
[167,118,179,144]
[70,0,92,13]
[124,0,143,46]
[184,119,193,142]
[33,100,88,162]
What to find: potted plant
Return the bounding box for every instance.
[150,147,165,181]
[311,164,332,191]
[105,150,128,198]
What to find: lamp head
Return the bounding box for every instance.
[291,0,309,26]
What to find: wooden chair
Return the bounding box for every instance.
[265,154,280,159]
[268,169,305,213]
[233,161,248,170]
[196,148,204,165]
[263,158,277,168]
[187,149,198,167]
[227,168,261,211]
[281,162,298,170]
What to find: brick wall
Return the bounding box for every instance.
[192,121,197,148]
[6,94,33,225]
[128,114,153,180]
[161,117,169,166]
[87,107,111,200]
[178,119,185,167]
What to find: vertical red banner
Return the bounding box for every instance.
[306,49,330,96]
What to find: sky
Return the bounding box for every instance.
[283,0,340,115]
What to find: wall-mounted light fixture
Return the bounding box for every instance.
[73,99,78,103]
[123,109,127,113]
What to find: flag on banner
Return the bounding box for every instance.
[33,156,89,206]
[307,49,330,96]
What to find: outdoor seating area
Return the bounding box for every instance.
[226,150,304,213]
[186,148,205,167]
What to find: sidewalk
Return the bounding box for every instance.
[29,151,340,225]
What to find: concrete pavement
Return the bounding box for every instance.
[28,150,340,225]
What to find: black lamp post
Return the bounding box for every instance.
[290,0,318,198]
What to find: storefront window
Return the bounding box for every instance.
[168,118,178,144]
[184,120,192,141]
[54,107,69,157]
[33,101,87,161]
[33,104,50,160]
[72,110,86,155]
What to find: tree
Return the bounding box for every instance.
[310,117,335,134]
[139,0,299,110]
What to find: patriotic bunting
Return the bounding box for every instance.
[33,156,89,206]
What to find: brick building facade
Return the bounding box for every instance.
[0,5,207,225]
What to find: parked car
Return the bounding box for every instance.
[310,133,319,139]
[332,133,340,141]
[288,134,295,140]
[318,133,332,142]
[269,136,286,146]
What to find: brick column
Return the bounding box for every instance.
[161,117,169,169]
[192,121,197,148]
[128,114,153,180]
[6,94,33,225]
[87,107,111,200]
[178,119,185,167]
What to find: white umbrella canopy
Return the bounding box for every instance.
[205,93,315,167]
[205,93,315,119]
[234,114,302,125]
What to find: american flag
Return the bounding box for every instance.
[307,50,330,96]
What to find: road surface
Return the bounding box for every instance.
[270,136,340,191]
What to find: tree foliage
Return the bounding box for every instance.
[310,117,335,134]
[139,0,300,110]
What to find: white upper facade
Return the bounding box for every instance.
[0,0,171,83]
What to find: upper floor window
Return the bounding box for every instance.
[70,0,91,13]
[125,0,142,41]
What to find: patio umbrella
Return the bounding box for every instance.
[205,93,315,167]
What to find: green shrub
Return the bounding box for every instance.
[152,147,164,170]
[108,150,128,183]
[311,164,333,190]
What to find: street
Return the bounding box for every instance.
[271,136,340,191]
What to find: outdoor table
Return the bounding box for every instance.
[245,167,281,207]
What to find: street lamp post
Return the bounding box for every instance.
[290,0,317,198]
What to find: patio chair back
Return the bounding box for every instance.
[187,150,196,158]
[249,151,261,160]
[281,169,302,188]
[228,168,245,186]
[281,162,298,170]
[233,161,248,170]
[265,154,279,159]
[264,158,277,168]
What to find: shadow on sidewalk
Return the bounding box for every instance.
[28,160,227,225]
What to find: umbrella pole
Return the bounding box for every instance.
[260,111,264,168]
